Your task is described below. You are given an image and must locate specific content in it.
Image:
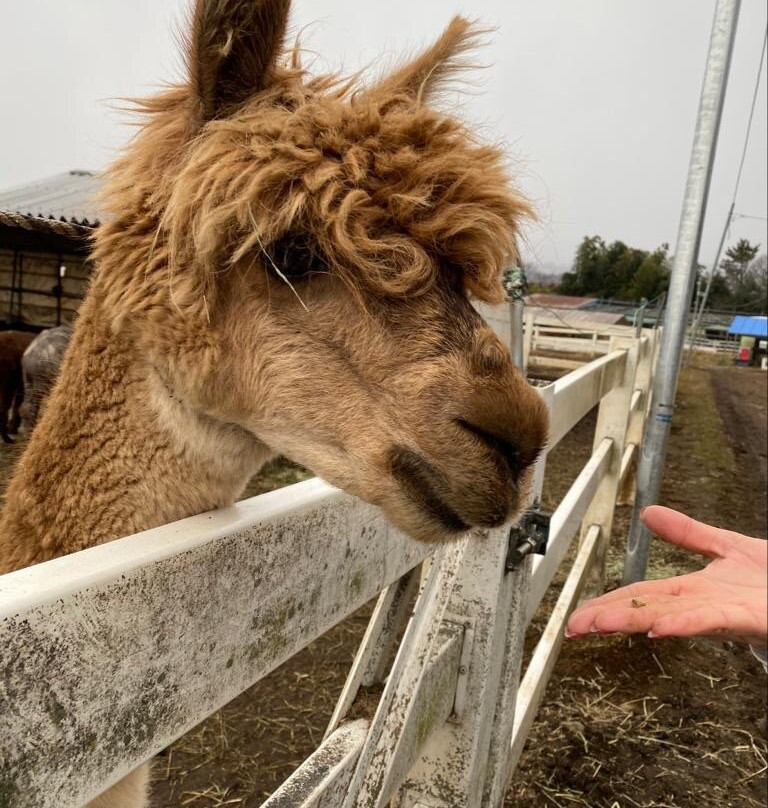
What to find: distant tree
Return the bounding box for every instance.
[559,235,607,296]
[559,236,670,301]
[750,253,767,313]
[625,245,670,301]
[732,252,767,313]
[606,245,646,300]
[702,270,733,310]
[720,239,762,309]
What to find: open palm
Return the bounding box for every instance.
[566,506,768,647]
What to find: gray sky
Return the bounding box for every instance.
[1,0,766,271]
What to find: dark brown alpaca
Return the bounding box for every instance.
[0,2,548,805]
[0,330,35,443]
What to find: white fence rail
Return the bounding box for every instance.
[523,317,737,372]
[0,321,658,808]
[687,335,739,354]
[0,485,429,807]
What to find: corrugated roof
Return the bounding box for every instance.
[526,294,596,309]
[526,306,626,328]
[0,170,103,226]
[727,315,768,338]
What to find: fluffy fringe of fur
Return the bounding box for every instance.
[93,17,533,326]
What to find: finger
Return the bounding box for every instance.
[575,577,683,611]
[640,506,737,558]
[566,578,687,635]
[567,593,687,637]
[649,602,766,640]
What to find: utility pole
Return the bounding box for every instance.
[623,0,741,584]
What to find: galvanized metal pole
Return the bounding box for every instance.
[504,264,527,369]
[623,0,741,585]
[510,298,525,368]
[634,300,648,338]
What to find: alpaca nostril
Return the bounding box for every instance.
[456,419,525,478]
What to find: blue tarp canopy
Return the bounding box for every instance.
[727,315,768,338]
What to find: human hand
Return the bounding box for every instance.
[566,506,768,648]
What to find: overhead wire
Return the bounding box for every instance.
[686,24,768,360]
[730,27,767,207]
[708,24,766,273]
[733,213,768,221]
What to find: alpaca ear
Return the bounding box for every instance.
[374,16,487,102]
[186,0,291,121]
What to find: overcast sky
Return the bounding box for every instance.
[1,0,765,271]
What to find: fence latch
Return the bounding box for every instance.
[505,508,552,570]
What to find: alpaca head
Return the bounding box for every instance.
[96,0,548,542]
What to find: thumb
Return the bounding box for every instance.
[641,506,734,558]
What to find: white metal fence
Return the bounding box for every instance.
[519,313,737,372]
[0,320,658,808]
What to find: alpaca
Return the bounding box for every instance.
[0,1,548,805]
[20,323,74,429]
[0,329,36,442]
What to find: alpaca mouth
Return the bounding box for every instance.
[388,446,469,533]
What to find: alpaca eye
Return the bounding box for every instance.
[269,233,328,280]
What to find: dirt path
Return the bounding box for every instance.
[709,367,767,538]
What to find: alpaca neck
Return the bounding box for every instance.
[0,297,269,573]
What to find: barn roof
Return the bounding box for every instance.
[0,170,103,227]
[727,315,768,338]
[526,306,626,328]
[526,293,596,309]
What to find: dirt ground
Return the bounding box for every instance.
[1,362,766,807]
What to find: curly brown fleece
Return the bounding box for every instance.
[0,5,546,805]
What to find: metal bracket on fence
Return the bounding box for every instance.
[444,616,475,723]
[505,508,552,570]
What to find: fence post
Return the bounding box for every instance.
[509,299,524,369]
[479,384,554,807]
[579,337,640,594]
[618,333,654,505]
[391,385,553,808]
[385,528,527,808]
[523,309,535,374]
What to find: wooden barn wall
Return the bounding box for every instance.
[0,249,90,327]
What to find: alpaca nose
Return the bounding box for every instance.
[455,418,524,479]
[458,368,548,481]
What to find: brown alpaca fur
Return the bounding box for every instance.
[0,2,548,805]
[0,330,35,443]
